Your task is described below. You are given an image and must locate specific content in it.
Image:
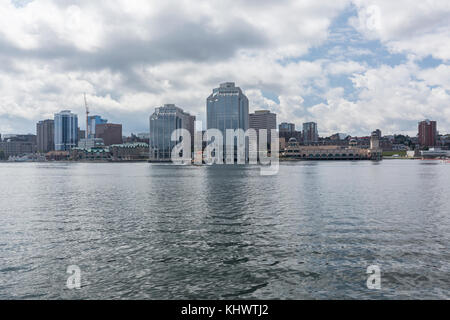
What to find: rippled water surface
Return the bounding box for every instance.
[0,160,449,299]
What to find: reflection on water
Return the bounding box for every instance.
[0,160,449,299]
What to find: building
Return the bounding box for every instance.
[283,144,381,160]
[110,143,149,161]
[70,146,110,161]
[46,151,70,161]
[0,139,36,159]
[123,133,149,144]
[283,143,381,160]
[0,134,37,159]
[207,82,249,160]
[95,123,123,146]
[88,115,108,138]
[36,119,54,153]
[303,122,319,145]
[78,129,85,142]
[137,133,150,143]
[78,138,105,149]
[2,134,36,144]
[54,110,78,151]
[279,122,295,133]
[279,122,302,146]
[149,104,195,161]
[249,110,277,150]
[372,129,382,140]
[418,119,437,148]
[420,148,450,159]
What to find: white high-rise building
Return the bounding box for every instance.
[54,110,78,151]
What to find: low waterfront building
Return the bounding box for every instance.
[69,142,149,161]
[283,132,382,160]
[46,151,70,161]
[70,147,111,161]
[420,148,450,159]
[110,142,149,161]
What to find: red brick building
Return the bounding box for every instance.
[95,123,123,146]
[418,120,437,148]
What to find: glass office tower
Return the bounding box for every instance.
[149,104,195,161]
[303,122,319,145]
[54,110,78,151]
[207,82,249,160]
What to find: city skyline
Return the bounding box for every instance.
[0,1,449,137]
[1,87,449,139]
[0,1,449,304]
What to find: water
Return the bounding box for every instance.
[0,160,449,300]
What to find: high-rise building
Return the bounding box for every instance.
[54,110,78,151]
[149,104,195,161]
[303,122,319,145]
[249,110,277,150]
[207,82,249,160]
[36,119,54,153]
[88,115,108,138]
[279,122,301,142]
[95,123,123,146]
[418,119,437,147]
[279,122,295,133]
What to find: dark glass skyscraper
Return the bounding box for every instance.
[207,82,249,160]
[149,104,195,161]
[303,122,319,145]
[54,110,78,151]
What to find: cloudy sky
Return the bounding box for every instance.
[0,0,449,136]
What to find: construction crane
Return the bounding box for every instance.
[84,93,90,139]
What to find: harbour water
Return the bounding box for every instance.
[0,160,449,299]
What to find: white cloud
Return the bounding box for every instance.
[0,0,449,138]
[308,62,450,136]
[350,0,450,61]
[0,0,350,133]
[326,60,366,75]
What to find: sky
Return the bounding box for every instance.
[0,0,449,136]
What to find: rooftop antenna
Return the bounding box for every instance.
[84,93,90,139]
